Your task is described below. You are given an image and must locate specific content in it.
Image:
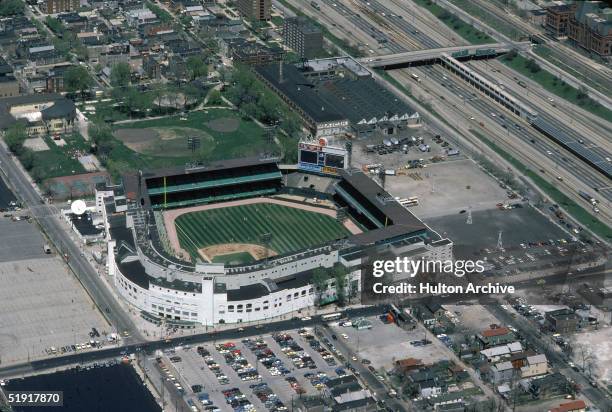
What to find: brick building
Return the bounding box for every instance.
[40,0,80,14]
[237,0,271,21]
[545,3,576,36]
[283,17,323,59]
[568,2,612,56]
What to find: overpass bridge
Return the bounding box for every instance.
[359,42,531,68]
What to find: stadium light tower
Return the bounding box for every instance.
[187,136,201,153]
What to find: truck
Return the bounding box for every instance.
[310,1,320,10]
[578,191,597,205]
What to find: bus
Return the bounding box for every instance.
[321,312,343,321]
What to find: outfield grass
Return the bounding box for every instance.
[412,0,494,45]
[102,109,278,178]
[500,53,612,122]
[175,203,351,259]
[471,130,611,240]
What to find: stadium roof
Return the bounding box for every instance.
[255,62,414,125]
[339,170,426,232]
[255,63,346,124]
[141,156,278,180]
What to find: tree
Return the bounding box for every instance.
[333,265,348,306]
[123,86,152,115]
[206,89,223,106]
[504,48,518,61]
[312,267,329,305]
[525,58,541,73]
[0,0,24,16]
[110,62,131,89]
[577,85,589,100]
[4,123,28,154]
[64,66,93,97]
[281,113,302,137]
[186,56,208,80]
[241,102,262,120]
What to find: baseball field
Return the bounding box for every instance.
[173,202,354,262]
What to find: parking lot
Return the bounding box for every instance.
[0,256,109,365]
[0,177,16,210]
[383,159,510,219]
[351,128,461,172]
[0,218,48,262]
[425,205,570,259]
[161,328,350,412]
[328,316,455,371]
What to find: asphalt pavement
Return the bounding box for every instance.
[0,144,140,343]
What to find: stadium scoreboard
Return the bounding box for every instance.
[298,139,348,176]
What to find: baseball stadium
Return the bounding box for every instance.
[98,156,453,327]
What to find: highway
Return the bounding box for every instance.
[0,143,142,344]
[461,0,612,95]
[433,0,612,109]
[289,0,612,224]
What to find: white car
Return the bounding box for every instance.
[341,333,349,339]
[490,113,496,117]
[301,316,312,321]
[546,150,553,155]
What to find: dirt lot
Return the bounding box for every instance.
[329,316,456,370]
[570,328,612,382]
[384,159,509,219]
[445,304,505,339]
[113,127,214,157]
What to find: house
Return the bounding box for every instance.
[528,373,570,399]
[394,358,424,374]
[480,342,523,363]
[0,57,19,98]
[489,361,515,384]
[477,326,516,348]
[546,308,578,334]
[324,375,376,412]
[426,303,446,319]
[0,94,76,136]
[520,354,548,378]
[549,400,587,412]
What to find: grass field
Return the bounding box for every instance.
[175,203,351,259]
[31,134,88,180]
[101,109,279,179]
[412,0,495,45]
[500,53,612,121]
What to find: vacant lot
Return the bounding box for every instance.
[385,159,509,219]
[330,316,455,370]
